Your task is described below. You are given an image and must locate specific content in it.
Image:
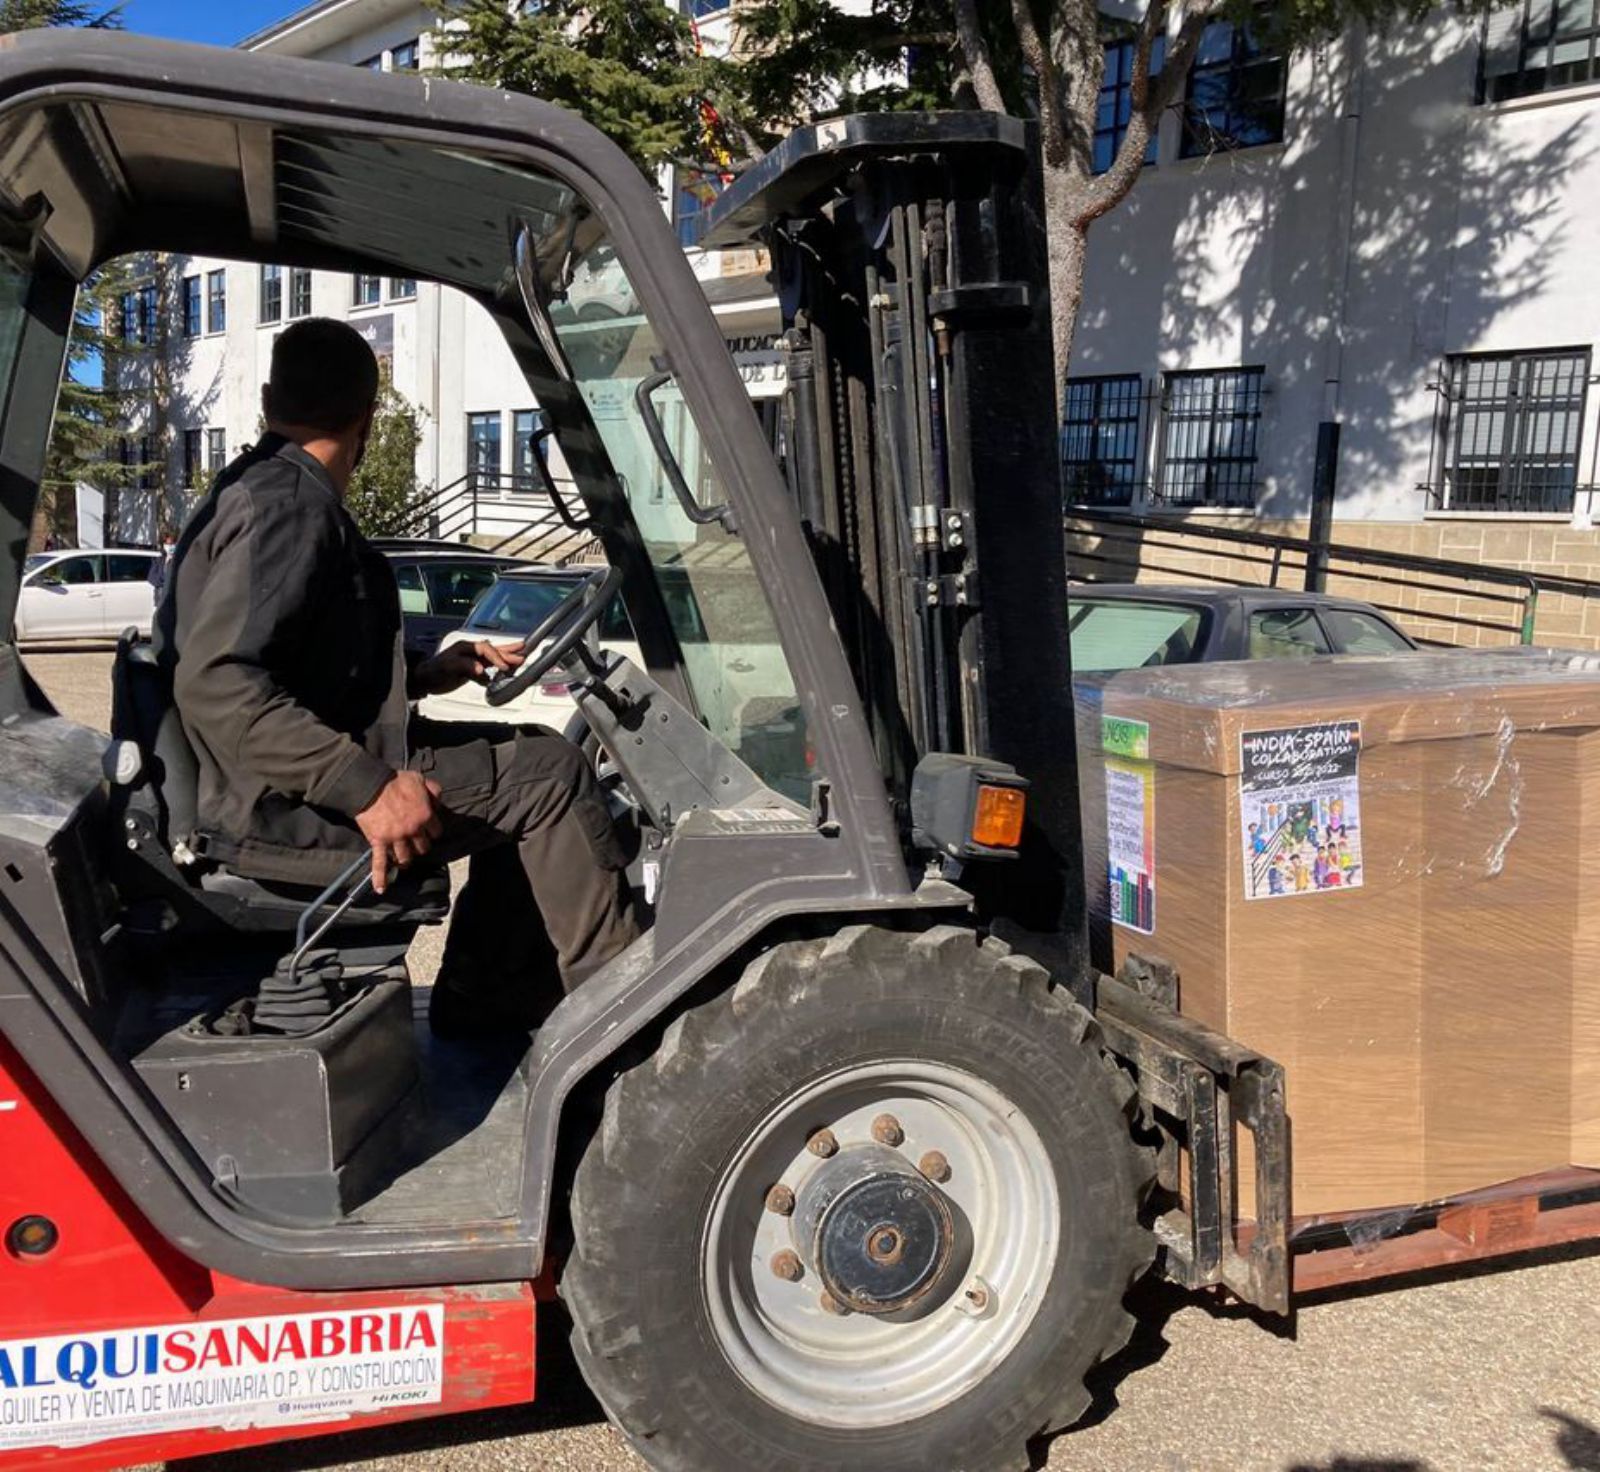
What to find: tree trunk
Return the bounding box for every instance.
[1040,164,1090,422]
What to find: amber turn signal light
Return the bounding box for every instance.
[971,784,1026,849]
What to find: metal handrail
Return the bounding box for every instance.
[390,469,601,564]
[1064,508,1582,646]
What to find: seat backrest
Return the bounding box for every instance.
[111,633,200,849]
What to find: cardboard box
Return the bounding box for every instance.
[1078,649,1600,1216]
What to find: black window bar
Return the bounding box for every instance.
[1156,367,1265,509]
[1438,349,1591,514]
[1062,373,1147,506]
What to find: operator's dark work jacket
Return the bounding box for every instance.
[154,434,407,884]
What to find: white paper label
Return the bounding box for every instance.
[0,1305,444,1451]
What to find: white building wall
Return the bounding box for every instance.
[1073,15,1600,525]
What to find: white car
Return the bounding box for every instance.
[13,548,162,644]
[418,566,641,730]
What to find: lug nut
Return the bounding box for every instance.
[770,1249,804,1283]
[765,1184,796,1216]
[918,1150,952,1183]
[819,1290,852,1317]
[870,1113,905,1148]
[806,1128,838,1159]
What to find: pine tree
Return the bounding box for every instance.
[440,0,737,177]
[345,366,427,538]
[0,0,120,27]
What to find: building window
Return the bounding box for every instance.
[1156,367,1265,508]
[1095,38,1164,175]
[122,285,157,345]
[1481,0,1600,102]
[389,277,417,301]
[513,408,549,486]
[1062,375,1146,505]
[206,428,227,474]
[206,269,227,333]
[353,274,382,307]
[288,267,312,319]
[1180,17,1286,158]
[685,0,730,14]
[183,429,203,487]
[1437,349,1590,513]
[467,412,502,486]
[674,167,726,249]
[391,38,420,70]
[260,264,283,324]
[356,52,383,71]
[140,434,159,492]
[181,275,202,338]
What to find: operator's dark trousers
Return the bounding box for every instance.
[407,718,638,1019]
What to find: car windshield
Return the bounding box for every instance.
[23,552,51,575]
[1069,599,1206,673]
[469,576,634,641]
[546,240,810,799]
[423,562,501,621]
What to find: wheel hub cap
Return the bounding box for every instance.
[795,1145,957,1315]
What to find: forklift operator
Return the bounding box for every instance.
[154,318,639,1036]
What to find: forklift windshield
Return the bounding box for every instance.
[541,237,808,792]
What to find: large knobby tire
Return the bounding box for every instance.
[563,923,1154,1472]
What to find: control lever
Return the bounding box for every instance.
[250,853,375,1036]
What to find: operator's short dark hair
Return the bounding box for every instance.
[266,317,380,432]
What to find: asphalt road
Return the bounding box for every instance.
[22,649,1600,1472]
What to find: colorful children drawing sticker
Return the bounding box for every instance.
[1104,715,1155,932]
[1239,719,1363,901]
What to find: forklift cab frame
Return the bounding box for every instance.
[0,30,949,1294]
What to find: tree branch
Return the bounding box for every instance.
[1010,0,1064,152]
[1081,0,1220,221]
[953,0,1005,113]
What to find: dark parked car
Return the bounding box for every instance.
[371,539,527,656]
[1068,584,1417,676]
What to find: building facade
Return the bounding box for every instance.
[1066,6,1600,631]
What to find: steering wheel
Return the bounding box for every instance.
[485,564,625,708]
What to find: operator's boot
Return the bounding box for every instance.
[427,969,552,1041]
[428,847,565,1041]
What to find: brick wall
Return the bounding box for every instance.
[1065,516,1600,651]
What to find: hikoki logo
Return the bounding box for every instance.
[0,1307,439,1393]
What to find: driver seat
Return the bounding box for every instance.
[107,630,449,932]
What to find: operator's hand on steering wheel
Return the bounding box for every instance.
[411,639,524,698]
[356,770,443,893]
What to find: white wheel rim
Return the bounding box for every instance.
[700,1058,1060,1429]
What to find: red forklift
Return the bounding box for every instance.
[1,29,1595,1472]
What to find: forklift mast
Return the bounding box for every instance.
[706,113,1090,981]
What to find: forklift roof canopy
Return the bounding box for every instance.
[0,29,613,286]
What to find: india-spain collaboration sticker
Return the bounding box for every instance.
[0,1304,444,1451]
[1240,719,1363,901]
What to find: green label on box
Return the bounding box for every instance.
[1102,716,1150,762]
